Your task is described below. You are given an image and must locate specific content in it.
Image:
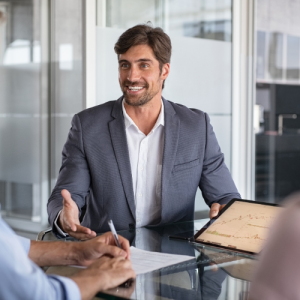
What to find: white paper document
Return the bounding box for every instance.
[130,246,194,275]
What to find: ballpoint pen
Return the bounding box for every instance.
[108,219,134,288]
[108,219,122,248]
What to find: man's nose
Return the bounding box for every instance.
[127,66,140,82]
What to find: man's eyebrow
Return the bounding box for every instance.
[118,59,129,64]
[136,58,153,63]
[118,58,153,64]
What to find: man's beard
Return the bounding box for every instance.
[122,80,160,107]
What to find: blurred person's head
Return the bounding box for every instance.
[249,192,300,300]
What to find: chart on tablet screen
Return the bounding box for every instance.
[196,201,282,253]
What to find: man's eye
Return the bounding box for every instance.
[141,64,148,68]
[121,64,129,68]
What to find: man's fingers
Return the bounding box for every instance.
[61,189,76,207]
[101,255,134,271]
[60,189,86,234]
[97,232,131,259]
[62,223,96,240]
[209,203,220,219]
[64,221,77,232]
[220,204,226,211]
[99,244,127,258]
[59,210,78,232]
[61,188,71,199]
[118,235,131,259]
[75,224,96,235]
[209,203,227,219]
[59,188,96,239]
[71,256,136,296]
[62,219,94,235]
[71,224,96,240]
[69,231,97,241]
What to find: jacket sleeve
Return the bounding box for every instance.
[47,114,91,230]
[199,113,240,207]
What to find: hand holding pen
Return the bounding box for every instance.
[108,220,131,259]
[108,219,134,288]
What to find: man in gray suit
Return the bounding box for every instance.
[48,24,240,240]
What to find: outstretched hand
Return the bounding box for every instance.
[209,203,226,219]
[58,189,96,240]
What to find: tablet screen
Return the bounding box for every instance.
[195,200,282,254]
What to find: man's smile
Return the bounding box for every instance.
[127,86,145,93]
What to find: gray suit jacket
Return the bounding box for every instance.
[47,97,240,234]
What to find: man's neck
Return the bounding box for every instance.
[124,94,162,136]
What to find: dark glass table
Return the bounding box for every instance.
[41,219,256,300]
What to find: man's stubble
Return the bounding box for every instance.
[122,78,162,107]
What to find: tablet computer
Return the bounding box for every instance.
[193,198,282,255]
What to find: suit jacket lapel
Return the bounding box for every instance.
[161,98,180,223]
[109,98,136,220]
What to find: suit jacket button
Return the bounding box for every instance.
[129,223,135,230]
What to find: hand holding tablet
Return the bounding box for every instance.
[194,199,282,255]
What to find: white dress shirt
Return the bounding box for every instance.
[55,99,164,234]
[122,99,164,227]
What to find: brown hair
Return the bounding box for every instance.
[114,23,172,89]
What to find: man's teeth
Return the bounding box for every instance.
[128,86,143,91]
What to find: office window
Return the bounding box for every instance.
[49,0,84,190]
[0,0,84,231]
[105,0,231,41]
[255,0,300,204]
[286,35,300,80]
[0,0,46,223]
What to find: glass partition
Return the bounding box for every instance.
[0,0,84,232]
[0,0,47,225]
[255,0,300,203]
[105,0,231,41]
[49,0,84,190]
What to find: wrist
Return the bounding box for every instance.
[57,212,64,229]
[53,241,82,266]
[68,242,84,265]
[71,269,104,300]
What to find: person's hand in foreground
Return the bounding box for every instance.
[28,232,135,300]
[71,255,136,300]
[209,203,226,219]
[29,232,131,267]
[58,189,96,240]
[76,231,132,264]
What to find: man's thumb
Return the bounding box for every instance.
[61,189,72,204]
[102,244,127,258]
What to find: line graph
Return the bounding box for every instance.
[196,201,282,253]
[206,230,232,238]
[217,213,273,226]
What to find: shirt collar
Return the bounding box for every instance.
[122,98,164,132]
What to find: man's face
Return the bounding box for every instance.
[118,44,169,106]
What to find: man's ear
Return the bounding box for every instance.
[161,63,170,80]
